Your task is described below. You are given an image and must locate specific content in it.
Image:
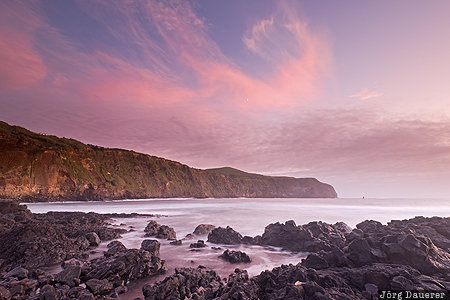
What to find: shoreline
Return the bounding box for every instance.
[0,200,449,299]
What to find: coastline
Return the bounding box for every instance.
[0,200,449,299]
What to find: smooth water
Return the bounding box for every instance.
[26,198,450,298]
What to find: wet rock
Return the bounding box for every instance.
[169,240,182,245]
[219,269,259,300]
[301,253,329,269]
[347,238,374,266]
[182,233,196,240]
[207,226,243,245]
[242,235,261,245]
[83,248,166,283]
[356,220,383,233]
[39,284,58,300]
[4,266,28,279]
[144,220,160,236]
[144,221,176,240]
[219,249,251,263]
[260,220,348,252]
[193,224,216,235]
[143,266,222,300]
[67,286,96,299]
[85,232,100,247]
[190,240,206,248]
[141,239,160,256]
[85,278,113,295]
[104,240,127,257]
[156,225,176,240]
[0,210,125,271]
[300,216,450,278]
[333,222,352,234]
[260,220,315,252]
[0,201,29,215]
[54,264,81,287]
[75,236,90,250]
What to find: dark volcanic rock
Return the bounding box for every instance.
[54,264,82,287]
[219,249,251,263]
[143,266,223,300]
[83,248,166,284]
[85,232,101,247]
[85,278,113,295]
[105,240,127,257]
[207,226,243,245]
[144,263,449,300]
[261,220,313,251]
[193,224,216,235]
[0,209,125,271]
[0,202,170,300]
[300,216,450,278]
[144,220,176,240]
[190,240,207,248]
[4,266,28,279]
[260,220,348,252]
[141,239,160,256]
[169,240,182,245]
[144,216,450,300]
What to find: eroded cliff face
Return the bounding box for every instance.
[0,121,337,201]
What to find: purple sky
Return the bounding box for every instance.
[1,0,450,198]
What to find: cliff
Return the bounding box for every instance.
[0,121,337,201]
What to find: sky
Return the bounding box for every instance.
[1,0,450,198]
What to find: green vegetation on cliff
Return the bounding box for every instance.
[0,121,337,201]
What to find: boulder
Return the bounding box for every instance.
[189,240,206,248]
[83,248,166,283]
[183,233,196,240]
[104,240,127,257]
[144,221,176,240]
[54,264,81,287]
[260,220,315,252]
[85,278,113,295]
[85,232,101,247]
[219,249,251,263]
[193,224,216,235]
[141,240,160,256]
[144,221,160,236]
[207,226,243,245]
[302,253,329,269]
[156,225,176,240]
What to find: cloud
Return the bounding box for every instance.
[0,0,332,111]
[350,88,383,100]
[0,2,47,90]
[242,17,275,58]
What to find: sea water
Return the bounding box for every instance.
[26,198,450,298]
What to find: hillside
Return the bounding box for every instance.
[0,121,337,201]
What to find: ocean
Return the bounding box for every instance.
[26,197,450,299]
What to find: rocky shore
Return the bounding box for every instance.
[0,201,165,299]
[0,200,449,299]
[143,217,450,299]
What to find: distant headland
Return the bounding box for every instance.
[0,121,337,202]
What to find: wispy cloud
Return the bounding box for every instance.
[0,0,332,110]
[350,88,383,100]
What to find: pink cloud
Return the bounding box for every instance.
[74,1,331,108]
[350,88,383,100]
[0,3,47,90]
[0,0,332,114]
